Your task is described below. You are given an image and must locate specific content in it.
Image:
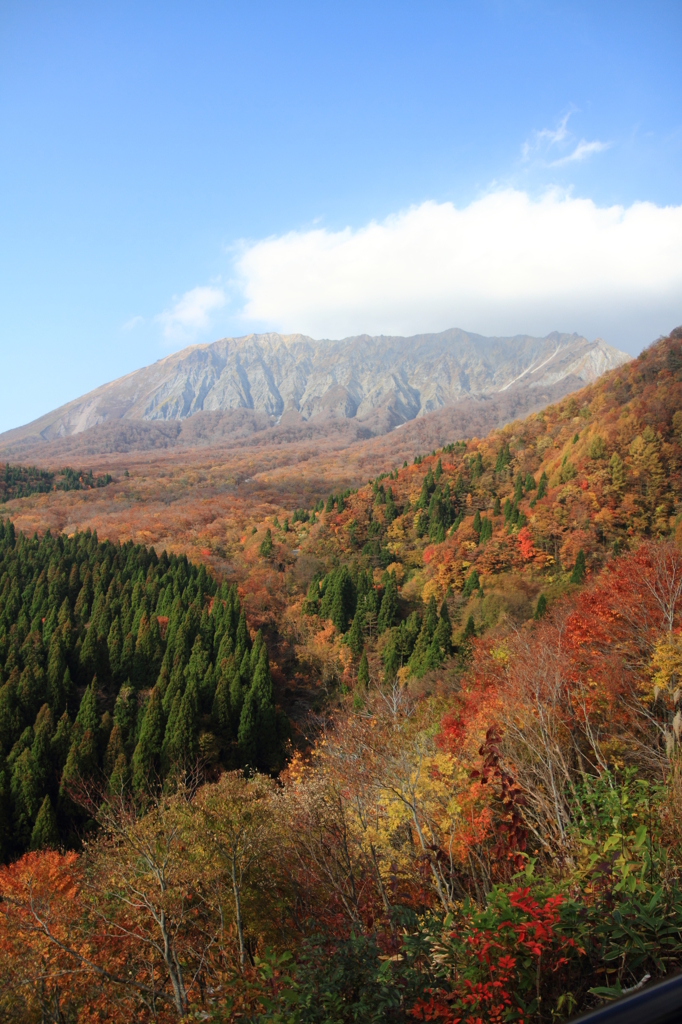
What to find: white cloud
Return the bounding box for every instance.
[234,190,682,346]
[155,285,225,341]
[523,113,609,167]
[522,112,571,158]
[550,139,611,166]
[122,315,144,331]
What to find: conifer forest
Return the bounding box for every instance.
[2,332,682,1022]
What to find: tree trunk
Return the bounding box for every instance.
[232,851,246,972]
[159,909,187,1017]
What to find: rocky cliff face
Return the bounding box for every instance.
[4,328,630,444]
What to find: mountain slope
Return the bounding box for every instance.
[2,328,629,448]
[0,333,680,1024]
[281,326,682,651]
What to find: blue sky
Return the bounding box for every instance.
[1,1,681,433]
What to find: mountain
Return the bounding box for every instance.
[1,329,629,455]
[0,331,680,1024]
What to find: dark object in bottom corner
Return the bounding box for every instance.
[568,972,682,1024]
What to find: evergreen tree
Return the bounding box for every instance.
[167,678,199,764]
[534,593,547,619]
[382,632,400,682]
[303,576,321,615]
[227,661,245,726]
[493,495,501,516]
[330,584,349,634]
[431,601,452,661]
[75,681,100,741]
[0,681,19,758]
[104,723,125,779]
[570,549,586,584]
[358,651,370,688]
[17,664,47,725]
[59,682,101,797]
[416,511,429,538]
[235,610,251,662]
[494,443,511,472]
[479,516,492,542]
[259,528,273,558]
[423,596,438,637]
[0,761,10,861]
[113,684,136,755]
[239,649,251,686]
[377,573,398,634]
[120,632,135,684]
[107,616,123,682]
[30,794,59,850]
[348,609,364,657]
[406,599,436,676]
[215,629,234,667]
[0,518,280,855]
[161,691,182,765]
[462,615,476,640]
[79,617,104,683]
[237,690,258,766]
[11,747,42,852]
[473,510,481,535]
[108,752,130,795]
[249,630,265,676]
[385,488,397,523]
[211,674,232,740]
[162,665,182,716]
[325,568,355,634]
[50,712,72,775]
[60,717,99,797]
[186,635,209,693]
[536,471,548,500]
[46,637,66,712]
[131,686,165,790]
[249,648,280,771]
[199,663,215,715]
[31,704,53,794]
[462,570,480,600]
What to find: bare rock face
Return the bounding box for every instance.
[2,328,630,447]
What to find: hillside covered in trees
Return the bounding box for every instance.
[0,522,286,859]
[223,328,682,697]
[0,463,112,503]
[0,330,682,1023]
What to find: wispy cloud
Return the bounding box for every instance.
[522,112,571,158]
[523,112,610,167]
[233,189,682,344]
[550,139,611,166]
[122,315,144,331]
[155,285,226,342]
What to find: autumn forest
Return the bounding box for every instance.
[2,330,682,1022]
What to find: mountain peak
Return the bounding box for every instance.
[1,328,629,450]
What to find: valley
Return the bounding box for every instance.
[0,327,680,1023]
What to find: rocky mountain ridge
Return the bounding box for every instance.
[2,328,629,452]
